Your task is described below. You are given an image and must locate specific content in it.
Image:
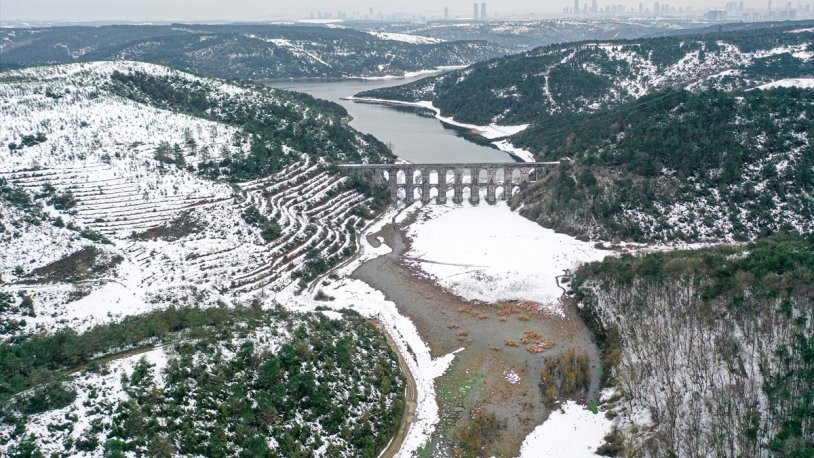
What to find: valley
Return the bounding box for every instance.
[1,17,812,458]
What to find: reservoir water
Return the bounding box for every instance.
[267,77,513,164]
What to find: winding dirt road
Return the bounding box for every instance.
[373,321,418,458]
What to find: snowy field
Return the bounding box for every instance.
[404,202,607,314]
[519,401,613,458]
[367,31,444,45]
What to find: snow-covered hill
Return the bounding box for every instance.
[573,238,813,456]
[358,22,814,125]
[358,24,814,243]
[0,62,385,337]
[0,24,509,79]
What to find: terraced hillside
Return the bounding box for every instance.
[0,23,508,79]
[358,22,814,125]
[1,154,381,334]
[0,61,390,333]
[0,61,402,456]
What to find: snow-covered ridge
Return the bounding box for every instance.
[367,31,445,45]
[362,30,813,126]
[1,25,508,80]
[2,60,245,96]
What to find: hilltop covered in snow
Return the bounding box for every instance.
[0,60,393,336]
[514,87,814,242]
[357,22,814,125]
[0,24,508,79]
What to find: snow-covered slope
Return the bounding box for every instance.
[573,239,813,456]
[757,77,814,89]
[0,62,382,337]
[358,23,814,125]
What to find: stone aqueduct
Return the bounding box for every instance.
[337,162,560,204]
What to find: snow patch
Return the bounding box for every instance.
[492,139,536,162]
[757,77,814,90]
[368,31,445,45]
[404,202,606,313]
[519,401,612,457]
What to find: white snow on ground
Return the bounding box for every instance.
[504,370,521,384]
[404,202,606,314]
[15,348,169,457]
[0,62,379,335]
[518,401,612,458]
[278,203,460,457]
[368,31,445,45]
[492,139,536,162]
[757,78,814,90]
[359,65,469,81]
[8,325,292,456]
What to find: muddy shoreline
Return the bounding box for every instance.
[351,211,602,457]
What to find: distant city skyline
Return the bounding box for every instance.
[2,0,812,22]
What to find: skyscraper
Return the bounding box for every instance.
[591,0,598,13]
[481,3,487,20]
[574,0,580,15]
[444,6,449,19]
[473,3,479,20]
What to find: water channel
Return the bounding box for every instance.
[267,76,513,164]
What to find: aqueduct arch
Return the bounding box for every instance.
[339,161,561,205]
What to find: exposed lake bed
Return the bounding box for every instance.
[349,202,609,456]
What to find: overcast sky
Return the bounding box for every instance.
[2,0,767,22]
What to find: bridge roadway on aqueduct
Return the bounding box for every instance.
[337,162,560,204]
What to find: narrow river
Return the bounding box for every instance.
[267,77,513,163]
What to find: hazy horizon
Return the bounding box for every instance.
[1,0,785,23]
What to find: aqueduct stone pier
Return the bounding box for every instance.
[337,162,560,204]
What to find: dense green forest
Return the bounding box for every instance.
[357,22,814,125]
[109,70,392,181]
[513,88,813,241]
[574,235,813,456]
[0,24,507,78]
[0,306,405,457]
